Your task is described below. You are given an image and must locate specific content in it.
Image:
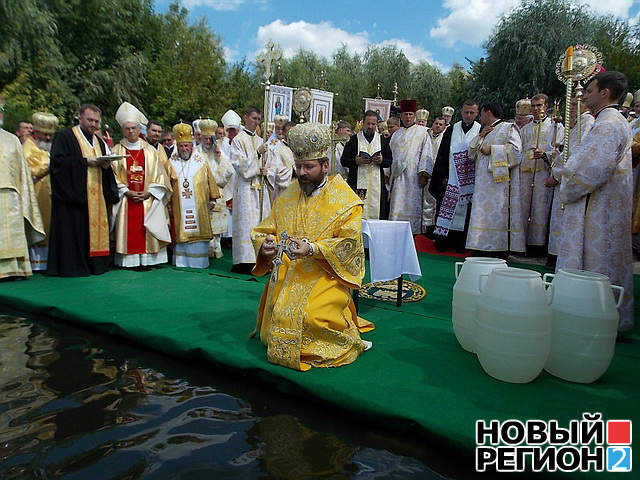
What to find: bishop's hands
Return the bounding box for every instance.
[544,175,559,187]
[259,235,312,262]
[257,144,267,155]
[287,237,311,260]
[125,191,151,203]
[479,125,494,138]
[260,235,277,260]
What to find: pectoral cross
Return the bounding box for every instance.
[270,231,290,284]
[182,188,193,199]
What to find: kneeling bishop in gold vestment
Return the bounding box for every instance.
[250,122,374,371]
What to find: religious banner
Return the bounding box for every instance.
[310,88,334,125]
[364,98,392,121]
[267,85,293,122]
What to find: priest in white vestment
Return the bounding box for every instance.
[264,115,295,204]
[554,72,634,331]
[389,99,433,234]
[341,111,393,219]
[111,102,171,268]
[0,97,45,279]
[547,100,594,260]
[421,116,446,234]
[230,107,270,273]
[430,101,481,252]
[466,102,525,255]
[197,119,235,259]
[333,120,352,179]
[166,122,220,269]
[519,93,564,251]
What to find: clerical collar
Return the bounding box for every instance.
[461,121,474,134]
[308,175,328,197]
[594,104,619,119]
[125,139,141,149]
[243,127,256,136]
[533,116,547,124]
[363,130,375,141]
[490,119,503,127]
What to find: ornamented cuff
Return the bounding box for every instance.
[301,238,315,257]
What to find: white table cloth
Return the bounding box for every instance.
[362,219,422,283]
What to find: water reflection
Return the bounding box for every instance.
[0,315,442,479]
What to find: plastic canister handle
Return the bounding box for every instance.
[455,262,463,279]
[611,285,625,309]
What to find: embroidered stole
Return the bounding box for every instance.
[71,126,109,257]
[356,131,382,219]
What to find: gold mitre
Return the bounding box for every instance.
[287,122,331,162]
[516,98,531,115]
[622,92,634,109]
[115,101,148,127]
[442,106,455,116]
[273,114,288,128]
[32,111,59,134]
[172,122,193,144]
[415,109,430,122]
[199,119,218,136]
[379,120,389,133]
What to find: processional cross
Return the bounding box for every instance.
[256,40,283,221]
[270,231,291,284]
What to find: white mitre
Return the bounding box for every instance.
[115,101,148,127]
[221,109,241,129]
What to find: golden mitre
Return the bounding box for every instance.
[622,93,634,109]
[199,119,218,137]
[415,109,430,122]
[173,122,193,144]
[32,111,59,134]
[287,122,331,162]
[273,114,288,128]
[379,120,389,133]
[516,98,531,116]
[442,106,455,116]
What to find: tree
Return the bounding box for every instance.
[466,0,640,117]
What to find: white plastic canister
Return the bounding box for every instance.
[543,269,623,383]
[475,267,552,383]
[452,257,507,353]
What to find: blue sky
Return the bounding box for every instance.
[156,0,640,70]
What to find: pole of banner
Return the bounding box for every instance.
[256,40,282,222]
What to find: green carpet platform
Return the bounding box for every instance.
[1,252,638,477]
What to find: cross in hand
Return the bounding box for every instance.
[270,231,291,284]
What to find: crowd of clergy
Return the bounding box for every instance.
[1,69,638,333]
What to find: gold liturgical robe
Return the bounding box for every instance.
[22,137,51,245]
[111,140,172,255]
[250,175,373,371]
[166,151,220,244]
[0,129,45,278]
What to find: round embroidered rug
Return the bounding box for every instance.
[359,280,426,303]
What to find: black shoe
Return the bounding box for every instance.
[231,263,255,274]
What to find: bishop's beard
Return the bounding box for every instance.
[179,150,191,160]
[36,139,52,152]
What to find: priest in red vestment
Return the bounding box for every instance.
[111,102,171,268]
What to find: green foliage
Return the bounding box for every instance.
[466,0,640,118]
[3,0,638,135]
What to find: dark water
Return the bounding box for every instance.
[0,314,446,479]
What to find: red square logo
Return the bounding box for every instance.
[607,420,632,444]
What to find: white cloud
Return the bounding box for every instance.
[223,46,238,60]
[255,19,369,58]
[183,0,246,10]
[374,39,441,66]
[254,20,439,66]
[430,0,520,47]
[430,0,636,48]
